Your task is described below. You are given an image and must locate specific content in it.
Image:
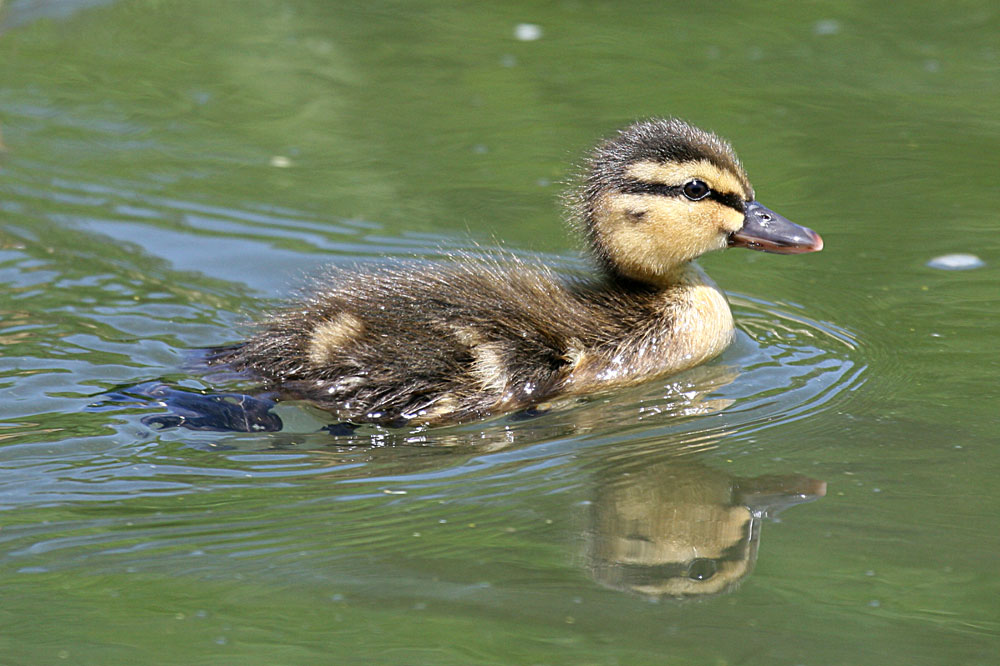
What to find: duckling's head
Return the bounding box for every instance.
[576,118,822,285]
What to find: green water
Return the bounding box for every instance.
[1,1,998,664]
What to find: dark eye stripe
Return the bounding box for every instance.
[710,191,745,213]
[620,179,746,213]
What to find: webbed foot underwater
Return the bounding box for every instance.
[212,118,823,428]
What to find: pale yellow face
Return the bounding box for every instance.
[592,159,750,284]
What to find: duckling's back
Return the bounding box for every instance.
[215,255,629,426]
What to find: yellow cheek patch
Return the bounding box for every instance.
[718,206,745,234]
[594,193,735,283]
[625,159,749,199]
[685,199,745,235]
[598,194,691,280]
[307,313,365,365]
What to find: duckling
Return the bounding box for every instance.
[213,118,822,427]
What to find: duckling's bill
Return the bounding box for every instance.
[728,201,823,254]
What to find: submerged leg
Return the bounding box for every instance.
[89,382,283,433]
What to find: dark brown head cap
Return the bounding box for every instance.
[583,118,752,207]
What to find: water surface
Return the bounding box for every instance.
[1,1,998,664]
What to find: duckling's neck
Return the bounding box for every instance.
[566,262,734,391]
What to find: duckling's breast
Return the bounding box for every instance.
[668,269,735,368]
[562,264,734,393]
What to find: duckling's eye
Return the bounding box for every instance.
[682,179,711,201]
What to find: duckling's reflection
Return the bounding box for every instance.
[94,363,824,600]
[587,456,824,599]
